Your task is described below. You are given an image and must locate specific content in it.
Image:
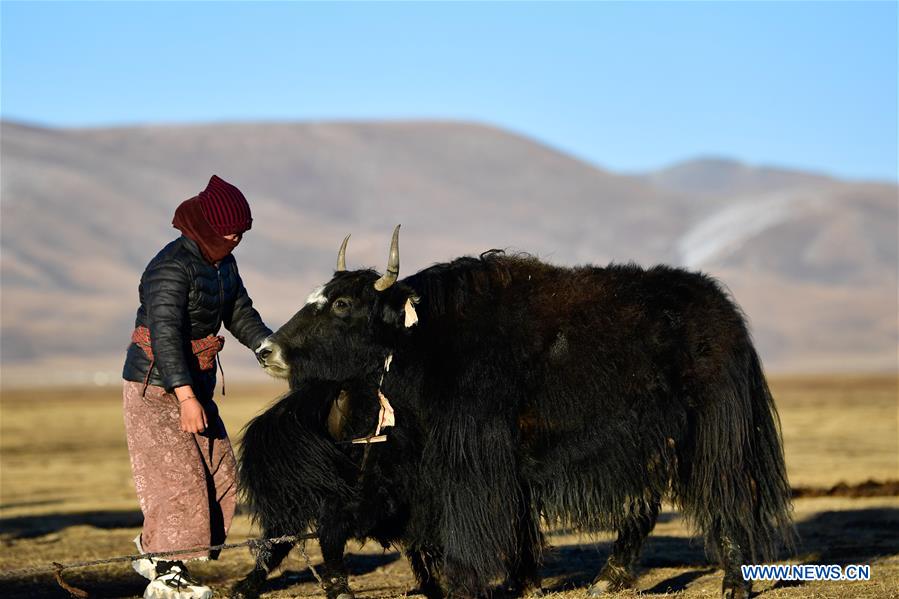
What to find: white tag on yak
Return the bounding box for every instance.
[376,390,396,432]
[404,297,419,328]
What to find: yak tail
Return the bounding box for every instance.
[677,344,795,563]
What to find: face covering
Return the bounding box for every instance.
[172,197,240,264]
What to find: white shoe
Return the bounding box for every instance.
[132,534,157,580]
[143,560,212,599]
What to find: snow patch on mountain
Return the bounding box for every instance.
[678,192,805,269]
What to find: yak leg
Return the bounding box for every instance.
[230,534,295,599]
[318,515,355,599]
[587,498,660,596]
[443,555,486,599]
[407,545,445,599]
[719,533,752,599]
[507,531,544,597]
[507,492,544,597]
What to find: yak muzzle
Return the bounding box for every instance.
[255,338,290,378]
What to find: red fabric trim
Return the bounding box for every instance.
[131,326,225,371]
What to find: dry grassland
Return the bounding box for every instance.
[1,376,897,598]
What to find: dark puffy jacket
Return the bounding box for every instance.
[122,236,272,393]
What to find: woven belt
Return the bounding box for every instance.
[131,326,225,396]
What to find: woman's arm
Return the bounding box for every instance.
[225,266,272,351]
[144,259,207,433]
[144,260,194,391]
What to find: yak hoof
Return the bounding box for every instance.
[587,578,632,597]
[408,585,444,599]
[722,581,752,599]
[322,570,354,599]
[588,563,636,597]
[230,576,263,599]
[507,581,544,598]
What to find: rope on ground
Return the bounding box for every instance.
[299,537,324,586]
[0,531,318,589]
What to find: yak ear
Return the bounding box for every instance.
[380,291,420,329]
[403,296,419,328]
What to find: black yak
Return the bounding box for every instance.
[233,226,793,599]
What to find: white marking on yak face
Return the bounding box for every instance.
[304,285,328,309]
[255,337,290,379]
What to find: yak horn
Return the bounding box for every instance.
[373,225,401,291]
[336,234,350,271]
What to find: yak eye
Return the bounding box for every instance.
[331,297,352,315]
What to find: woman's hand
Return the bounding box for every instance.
[179,397,207,433]
[174,385,207,433]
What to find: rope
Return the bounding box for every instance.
[0,532,318,581]
[299,537,324,586]
[357,353,394,474]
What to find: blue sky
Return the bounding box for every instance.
[2,1,896,181]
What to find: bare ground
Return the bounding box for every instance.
[1,376,897,598]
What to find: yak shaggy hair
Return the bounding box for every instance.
[238,250,794,597]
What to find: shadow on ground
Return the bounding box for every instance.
[0,504,256,540]
[540,534,711,594]
[0,571,147,599]
[0,510,144,539]
[542,508,899,595]
[0,508,897,598]
[767,507,899,593]
[0,552,400,599]
[260,553,402,594]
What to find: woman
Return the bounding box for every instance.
[122,175,272,599]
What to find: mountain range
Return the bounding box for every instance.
[1,119,895,387]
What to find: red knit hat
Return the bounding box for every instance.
[197,175,253,235]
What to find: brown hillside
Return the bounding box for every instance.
[1,120,895,385]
